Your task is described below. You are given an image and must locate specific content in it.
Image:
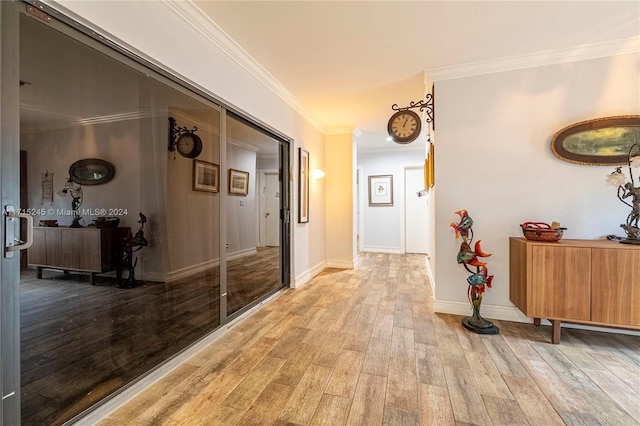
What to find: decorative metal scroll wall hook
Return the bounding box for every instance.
[168,116,199,157]
[391,90,434,126]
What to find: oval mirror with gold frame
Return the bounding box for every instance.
[69,158,115,185]
[551,115,640,166]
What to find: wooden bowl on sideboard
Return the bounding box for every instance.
[520,222,566,242]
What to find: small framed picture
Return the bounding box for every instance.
[193,160,219,193]
[229,168,249,195]
[368,174,393,206]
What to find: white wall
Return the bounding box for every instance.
[433,52,640,320]
[325,133,355,268]
[166,109,221,275]
[226,144,258,255]
[358,149,425,253]
[52,0,327,284]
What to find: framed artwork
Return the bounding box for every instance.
[425,143,434,190]
[228,168,249,195]
[551,115,640,165]
[298,148,309,223]
[368,174,393,206]
[193,160,219,193]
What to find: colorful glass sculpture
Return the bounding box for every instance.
[450,210,499,334]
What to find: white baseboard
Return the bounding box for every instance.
[424,257,435,292]
[292,259,327,289]
[164,258,220,282]
[433,299,640,337]
[327,259,354,269]
[360,246,403,254]
[164,248,257,282]
[433,299,531,323]
[227,247,258,262]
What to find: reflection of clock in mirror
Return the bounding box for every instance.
[387,110,421,144]
[176,132,203,159]
[168,116,203,159]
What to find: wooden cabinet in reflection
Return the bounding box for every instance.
[28,226,130,285]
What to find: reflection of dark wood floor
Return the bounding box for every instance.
[227,246,281,315]
[20,247,281,426]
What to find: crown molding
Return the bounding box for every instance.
[21,106,158,133]
[428,36,640,82]
[162,0,326,133]
[357,143,425,155]
[325,126,360,136]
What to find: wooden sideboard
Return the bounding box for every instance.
[28,226,130,285]
[509,237,640,343]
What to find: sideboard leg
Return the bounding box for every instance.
[533,318,541,326]
[551,320,561,344]
[90,272,96,286]
[36,267,42,279]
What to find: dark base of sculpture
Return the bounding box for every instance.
[462,316,499,334]
[462,304,499,335]
[619,238,640,245]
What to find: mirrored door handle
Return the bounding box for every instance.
[4,206,34,258]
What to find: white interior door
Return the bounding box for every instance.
[405,167,428,254]
[265,172,280,246]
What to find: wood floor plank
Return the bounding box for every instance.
[220,355,286,411]
[325,349,364,398]
[372,313,395,339]
[436,332,469,369]
[443,365,493,425]
[394,292,414,329]
[584,347,640,394]
[413,317,438,346]
[415,343,447,387]
[581,367,640,421]
[481,395,528,426]
[418,383,456,426]
[361,336,392,377]
[310,394,352,426]
[312,331,349,368]
[277,364,333,425]
[271,343,319,386]
[464,350,513,399]
[167,404,245,426]
[385,327,418,411]
[235,382,294,426]
[223,336,279,376]
[521,358,602,425]
[346,373,387,425]
[159,369,245,424]
[502,374,564,426]
[382,406,419,425]
[482,336,529,378]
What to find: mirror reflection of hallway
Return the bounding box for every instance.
[225,114,285,317]
[264,172,280,247]
[17,11,289,425]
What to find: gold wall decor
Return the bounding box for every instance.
[425,143,435,189]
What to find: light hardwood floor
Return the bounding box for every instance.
[98,253,640,425]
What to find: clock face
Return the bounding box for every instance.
[388,110,421,144]
[176,133,202,158]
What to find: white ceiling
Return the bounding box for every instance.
[192,1,639,148]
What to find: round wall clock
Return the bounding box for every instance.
[387,110,421,144]
[176,132,203,159]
